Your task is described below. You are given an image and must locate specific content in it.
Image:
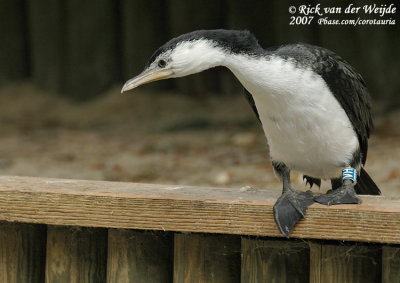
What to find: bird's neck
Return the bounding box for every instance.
[172,33,264,79]
[224,53,268,91]
[184,42,288,99]
[223,51,291,100]
[179,41,273,90]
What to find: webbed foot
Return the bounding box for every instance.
[314,182,361,205]
[273,189,314,237]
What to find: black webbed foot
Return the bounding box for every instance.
[314,180,361,205]
[273,189,314,237]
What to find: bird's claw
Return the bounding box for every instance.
[303,175,321,188]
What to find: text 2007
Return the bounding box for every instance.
[289,16,314,25]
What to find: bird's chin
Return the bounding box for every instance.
[121,68,174,93]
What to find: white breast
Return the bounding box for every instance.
[227,55,359,179]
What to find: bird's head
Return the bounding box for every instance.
[121,40,220,93]
[121,29,262,93]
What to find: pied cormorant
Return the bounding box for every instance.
[121,29,380,236]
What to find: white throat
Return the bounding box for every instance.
[170,40,226,77]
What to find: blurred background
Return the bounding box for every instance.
[0,0,399,196]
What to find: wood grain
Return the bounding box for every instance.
[309,242,323,283]
[241,238,309,283]
[316,244,381,283]
[45,226,107,283]
[0,222,46,283]
[0,176,399,243]
[173,233,240,283]
[382,246,400,283]
[107,229,173,283]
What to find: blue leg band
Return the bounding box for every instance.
[342,167,357,183]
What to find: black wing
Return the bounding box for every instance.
[274,43,373,165]
[313,47,372,165]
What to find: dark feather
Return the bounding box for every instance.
[355,168,381,195]
[243,89,261,123]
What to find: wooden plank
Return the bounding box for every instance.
[382,246,400,283]
[121,0,173,91]
[241,237,309,282]
[0,0,28,85]
[29,0,117,100]
[174,233,240,283]
[315,244,381,283]
[45,226,107,283]
[0,176,399,244]
[63,0,117,100]
[0,222,46,283]
[121,0,168,82]
[107,229,173,283]
[353,0,400,103]
[309,243,322,283]
[28,0,65,92]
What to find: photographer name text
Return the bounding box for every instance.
[288,3,397,26]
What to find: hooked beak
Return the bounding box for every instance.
[121,68,173,93]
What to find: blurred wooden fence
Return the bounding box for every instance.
[0,0,399,103]
[0,176,399,282]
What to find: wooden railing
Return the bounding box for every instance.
[0,176,399,282]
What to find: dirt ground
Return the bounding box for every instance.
[0,82,399,197]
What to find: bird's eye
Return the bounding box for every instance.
[158,59,167,68]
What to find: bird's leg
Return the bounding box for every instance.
[314,167,361,205]
[272,162,314,237]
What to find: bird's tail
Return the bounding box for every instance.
[355,168,381,195]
